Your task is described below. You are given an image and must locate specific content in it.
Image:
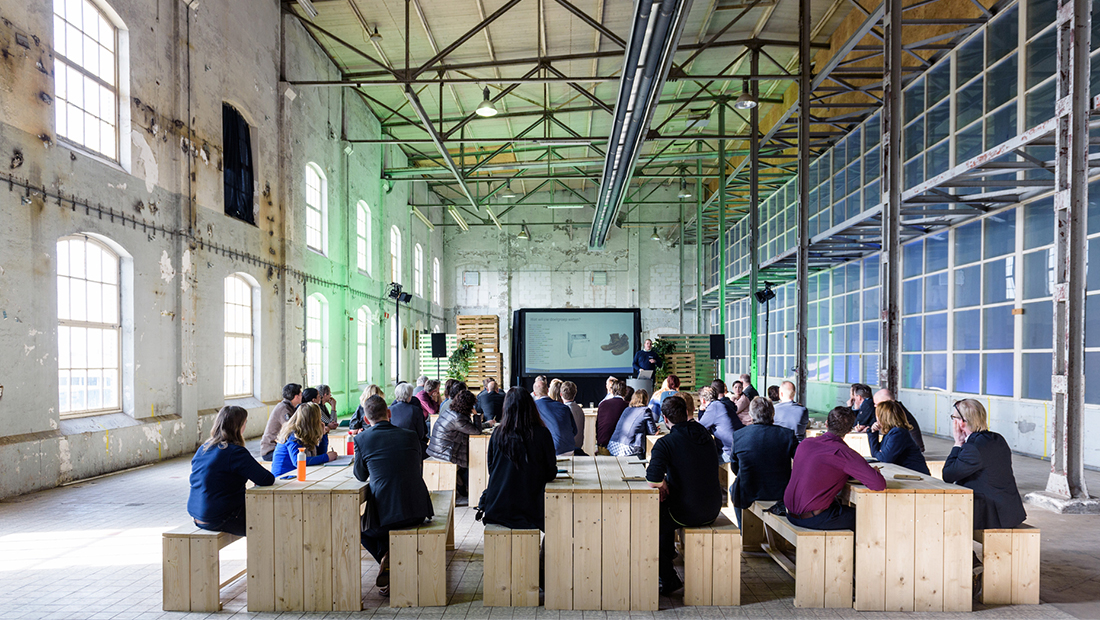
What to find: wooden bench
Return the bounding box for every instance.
[390,490,453,607]
[483,524,540,606]
[422,460,457,550]
[745,501,853,608]
[682,512,741,606]
[162,525,243,612]
[975,525,1040,605]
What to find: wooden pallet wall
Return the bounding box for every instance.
[659,334,717,391]
[457,315,504,385]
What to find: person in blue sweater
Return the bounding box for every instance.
[632,339,662,376]
[867,401,929,474]
[271,402,338,476]
[532,376,578,455]
[187,406,275,536]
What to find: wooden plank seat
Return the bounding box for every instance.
[975,525,1041,605]
[483,525,540,607]
[681,512,741,606]
[422,459,458,550]
[390,490,453,607]
[162,525,243,612]
[745,501,853,609]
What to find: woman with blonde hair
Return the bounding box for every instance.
[676,390,696,416]
[867,401,929,474]
[350,384,384,433]
[272,402,337,476]
[942,399,1026,529]
[187,406,274,536]
[548,378,564,402]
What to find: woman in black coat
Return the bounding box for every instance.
[942,399,1026,529]
[867,401,929,474]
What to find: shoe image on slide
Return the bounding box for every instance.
[600,334,618,351]
[610,333,629,355]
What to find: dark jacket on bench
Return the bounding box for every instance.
[481,426,558,530]
[188,443,274,524]
[942,430,1026,530]
[353,421,434,530]
[728,423,797,509]
[646,420,722,527]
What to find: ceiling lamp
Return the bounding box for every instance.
[517,222,529,240]
[370,26,383,43]
[734,79,757,110]
[499,182,517,199]
[678,178,692,199]
[475,87,498,117]
[650,227,661,241]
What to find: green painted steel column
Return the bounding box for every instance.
[696,144,704,336]
[718,103,727,380]
[748,50,760,388]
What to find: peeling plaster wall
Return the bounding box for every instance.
[442,190,696,383]
[0,0,444,499]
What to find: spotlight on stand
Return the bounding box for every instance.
[388,282,412,384]
[753,282,776,304]
[754,281,776,385]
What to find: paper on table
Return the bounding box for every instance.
[324,455,353,467]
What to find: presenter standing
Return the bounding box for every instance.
[632,339,662,377]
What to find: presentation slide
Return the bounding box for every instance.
[523,310,636,375]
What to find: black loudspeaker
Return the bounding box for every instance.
[709,334,726,360]
[431,333,448,358]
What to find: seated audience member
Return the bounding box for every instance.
[646,396,722,595]
[600,375,617,403]
[188,406,275,536]
[390,382,429,459]
[533,376,578,455]
[317,384,339,431]
[711,380,741,425]
[730,381,751,426]
[595,379,629,451]
[729,397,797,527]
[427,389,482,498]
[849,383,875,430]
[697,386,739,461]
[739,373,759,400]
[624,385,635,404]
[413,375,428,396]
[271,403,338,476]
[476,379,506,422]
[873,388,925,452]
[767,385,780,402]
[649,375,676,419]
[607,389,660,458]
[657,374,681,406]
[942,399,1026,530]
[300,387,320,409]
[480,388,558,529]
[548,378,564,402]
[561,381,586,454]
[350,384,384,434]
[415,379,441,417]
[773,381,810,442]
[784,407,886,530]
[260,383,303,460]
[440,378,458,414]
[676,391,696,416]
[352,395,434,596]
[868,401,929,474]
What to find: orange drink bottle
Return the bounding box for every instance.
[296,447,307,481]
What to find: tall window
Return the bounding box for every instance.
[53,0,121,160]
[390,226,402,283]
[57,236,120,417]
[356,201,371,274]
[306,293,327,385]
[305,163,327,255]
[224,275,254,398]
[223,104,254,224]
[389,318,398,383]
[432,258,441,305]
[357,306,372,384]
[414,244,424,297]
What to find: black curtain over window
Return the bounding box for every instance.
[223,104,255,224]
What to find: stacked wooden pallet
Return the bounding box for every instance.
[659,334,716,390]
[417,333,457,381]
[457,315,503,384]
[665,353,697,391]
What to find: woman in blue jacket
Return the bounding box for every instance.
[272,402,337,476]
[607,390,660,457]
[187,406,275,536]
[867,401,929,474]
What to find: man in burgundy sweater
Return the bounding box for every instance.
[784,406,886,530]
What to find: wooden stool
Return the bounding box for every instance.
[162,525,243,611]
[483,525,540,606]
[976,525,1040,605]
[390,490,453,607]
[682,512,741,606]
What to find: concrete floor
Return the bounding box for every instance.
[0,434,1097,620]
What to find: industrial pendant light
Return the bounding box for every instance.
[650,227,661,241]
[499,182,517,199]
[678,178,692,199]
[517,223,529,240]
[475,87,498,117]
[734,79,757,110]
[370,26,383,43]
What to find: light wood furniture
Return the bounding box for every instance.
[483,524,540,607]
[457,315,502,384]
[469,434,490,506]
[682,512,741,606]
[975,525,1041,605]
[422,459,458,550]
[658,334,717,390]
[581,409,597,455]
[840,462,974,612]
[926,460,945,480]
[162,525,243,612]
[244,464,366,612]
[805,428,871,457]
[743,501,853,608]
[390,490,454,608]
[544,456,659,611]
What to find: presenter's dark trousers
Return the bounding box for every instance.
[361,516,427,563]
[787,502,855,531]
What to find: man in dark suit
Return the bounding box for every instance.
[389,382,428,459]
[729,397,798,527]
[849,383,875,430]
[353,395,434,596]
[475,378,506,422]
[873,388,925,452]
[739,373,759,400]
[532,376,578,455]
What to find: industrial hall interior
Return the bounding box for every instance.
[6,0,1100,618]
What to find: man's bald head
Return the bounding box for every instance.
[779,381,796,402]
[873,388,895,405]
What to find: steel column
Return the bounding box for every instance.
[879,0,902,394]
[749,49,760,387]
[680,199,686,333]
[697,146,704,335]
[795,0,811,405]
[718,103,728,379]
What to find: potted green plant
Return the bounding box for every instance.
[651,337,676,388]
[447,339,476,381]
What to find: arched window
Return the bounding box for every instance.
[357,306,372,384]
[390,226,402,283]
[224,274,256,398]
[306,293,328,384]
[432,257,441,305]
[57,235,121,416]
[389,317,398,384]
[305,163,327,255]
[414,243,424,297]
[356,201,371,275]
[53,0,126,162]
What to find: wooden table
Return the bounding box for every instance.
[805,428,871,457]
[245,464,366,612]
[840,462,973,612]
[469,433,491,503]
[581,409,597,455]
[544,456,659,611]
